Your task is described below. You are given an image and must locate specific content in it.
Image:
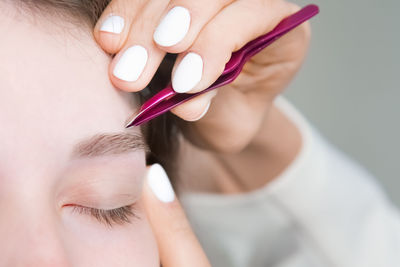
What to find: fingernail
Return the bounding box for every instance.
[172,52,203,93]
[100,15,125,34]
[191,101,211,121]
[113,45,148,82]
[153,6,191,47]
[147,164,175,203]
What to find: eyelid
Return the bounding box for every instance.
[64,204,140,227]
[57,158,145,210]
[63,192,139,210]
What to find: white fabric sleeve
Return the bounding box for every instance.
[267,97,400,266]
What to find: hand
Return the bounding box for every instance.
[142,164,211,267]
[94,0,311,152]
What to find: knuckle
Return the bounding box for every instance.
[200,112,260,153]
[205,131,253,153]
[200,22,220,43]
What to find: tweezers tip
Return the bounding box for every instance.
[125,122,134,128]
[125,114,139,128]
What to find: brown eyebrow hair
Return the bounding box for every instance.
[72,132,150,158]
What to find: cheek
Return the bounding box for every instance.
[61,202,159,267]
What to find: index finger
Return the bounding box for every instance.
[142,164,211,267]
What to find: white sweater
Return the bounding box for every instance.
[180,97,400,267]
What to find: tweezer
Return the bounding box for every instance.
[126,4,319,128]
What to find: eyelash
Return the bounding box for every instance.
[69,204,139,227]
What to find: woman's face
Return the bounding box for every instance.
[0,8,159,267]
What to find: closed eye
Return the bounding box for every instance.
[65,204,140,227]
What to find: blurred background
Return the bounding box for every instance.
[285,0,400,204]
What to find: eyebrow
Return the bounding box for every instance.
[72,132,149,158]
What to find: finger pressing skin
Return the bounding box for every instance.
[142,164,211,267]
[109,0,171,92]
[170,0,298,94]
[152,0,234,53]
[94,0,146,54]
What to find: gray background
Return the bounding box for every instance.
[285,0,400,204]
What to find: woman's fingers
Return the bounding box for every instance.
[93,0,299,122]
[107,0,171,92]
[152,0,234,52]
[142,164,211,267]
[171,0,297,94]
[95,0,170,91]
[94,0,233,93]
[167,0,298,120]
[94,0,145,54]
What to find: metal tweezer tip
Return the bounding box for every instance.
[125,113,140,128]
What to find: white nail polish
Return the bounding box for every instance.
[113,45,148,82]
[191,101,211,121]
[147,164,175,203]
[172,52,203,93]
[100,15,125,34]
[153,6,191,47]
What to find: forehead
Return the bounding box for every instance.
[0,10,140,170]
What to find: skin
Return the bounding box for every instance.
[0,0,310,265]
[94,0,308,188]
[0,7,160,266]
[0,4,209,266]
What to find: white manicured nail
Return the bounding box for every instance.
[153,6,191,47]
[147,164,175,203]
[100,15,125,34]
[191,101,211,121]
[172,52,203,93]
[113,45,148,82]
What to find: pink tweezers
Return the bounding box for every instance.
[126,4,319,128]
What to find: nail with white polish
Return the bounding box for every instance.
[191,101,211,121]
[147,164,175,203]
[113,45,148,82]
[172,52,203,93]
[153,6,191,47]
[100,15,125,34]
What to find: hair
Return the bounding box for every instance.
[11,0,182,186]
